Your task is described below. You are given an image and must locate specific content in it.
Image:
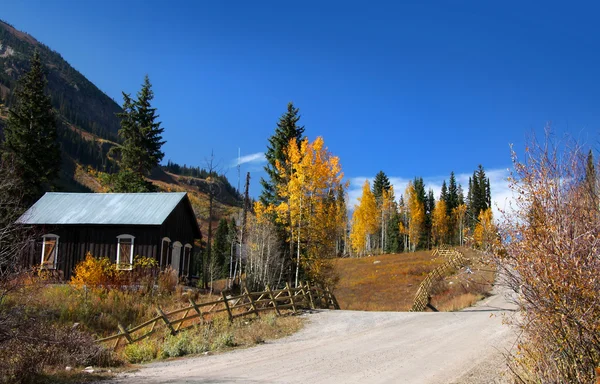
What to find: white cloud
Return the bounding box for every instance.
[232,152,265,167]
[347,168,513,220]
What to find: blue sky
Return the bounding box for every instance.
[3,1,600,211]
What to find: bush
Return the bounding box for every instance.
[158,267,178,294]
[499,135,600,383]
[123,339,158,363]
[160,330,206,358]
[0,305,118,384]
[70,252,120,289]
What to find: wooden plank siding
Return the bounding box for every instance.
[25,197,201,281]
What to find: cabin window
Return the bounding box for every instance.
[41,234,59,269]
[116,234,135,270]
[172,241,182,273]
[183,244,192,276]
[160,237,171,268]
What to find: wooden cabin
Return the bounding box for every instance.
[17,192,202,280]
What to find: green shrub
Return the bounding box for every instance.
[160,330,206,358]
[211,332,235,350]
[123,339,158,363]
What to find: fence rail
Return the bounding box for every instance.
[96,282,339,350]
[410,247,468,312]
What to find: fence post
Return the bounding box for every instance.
[117,322,132,344]
[326,287,340,309]
[222,291,234,322]
[156,306,177,335]
[305,281,315,309]
[285,282,297,312]
[189,297,204,325]
[266,285,281,316]
[244,287,260,317]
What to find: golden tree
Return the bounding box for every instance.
[431,198,449,246]
[472,207,495,250]
[452,203,467,246]
[350,180,378,256]
[405,181,424,252]
[274,137,345,287]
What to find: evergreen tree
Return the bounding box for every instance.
[226,218,237,279]
[259,102,305,206]
[372,170,391,202]
[2,50,60,205]
[212,218,229,279]
[385,204,401,253]
[110,75,165,192]
[447,171,459,212]
[467,165,491,228]
[440,180,448,207]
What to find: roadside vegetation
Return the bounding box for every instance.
[497,133,600,383]
[1,255,303,383]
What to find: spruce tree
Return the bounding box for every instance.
[3,50,60,205]
[259,102,305,206]
[440,180,448,202]
[447,171,459,212]
[111,76,165,192]
[212,218,229,279]
[372,170,391,202]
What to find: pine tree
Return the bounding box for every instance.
[260,102,305,206]
[440,180,448,207]
[372,170,391,202]
[3,50,60,205]
[212,218,229,279]
[110,75,165,192]
[447,172,459,211]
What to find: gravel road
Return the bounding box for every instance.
[111,286,518,384]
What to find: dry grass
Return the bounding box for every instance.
[332,248,496,312]
[429,249,496,311]
[332,251,445,311]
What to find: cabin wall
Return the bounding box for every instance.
[31,224,160,280]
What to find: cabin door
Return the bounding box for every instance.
[172,242,182,274]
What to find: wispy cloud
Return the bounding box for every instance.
[347,168,513,219]
[232,152,266,167]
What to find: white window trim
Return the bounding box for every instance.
[160,237,171,267]
[183,244,192,274]
[116,234,135,270]
[40,234,59,269]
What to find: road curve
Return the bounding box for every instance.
[111,287,518,384]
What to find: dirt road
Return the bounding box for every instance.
[111,287,518,384]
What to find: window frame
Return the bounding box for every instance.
[116,234,135,270]
[40,234,59,270]
[160,237,171,268]
[183,244,192,276]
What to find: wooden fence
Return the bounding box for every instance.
[96,282,340,350]
[410,247,468,312]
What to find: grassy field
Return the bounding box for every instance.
[332,248,495,312]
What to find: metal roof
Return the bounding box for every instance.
[17,192,189,225]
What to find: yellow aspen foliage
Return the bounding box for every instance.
[405,181,424,252]
[274,136,346,286]
[431,198,449,246]
[473,207,495,250]
[452,203,468,246]
[350,180,378,256]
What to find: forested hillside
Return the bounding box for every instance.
[0,19,242,211]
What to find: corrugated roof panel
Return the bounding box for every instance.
[17,192,188,225]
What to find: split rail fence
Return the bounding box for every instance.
[96,282,340,350]
[410,247,468,312]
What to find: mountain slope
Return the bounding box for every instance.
[0,19,243,225]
